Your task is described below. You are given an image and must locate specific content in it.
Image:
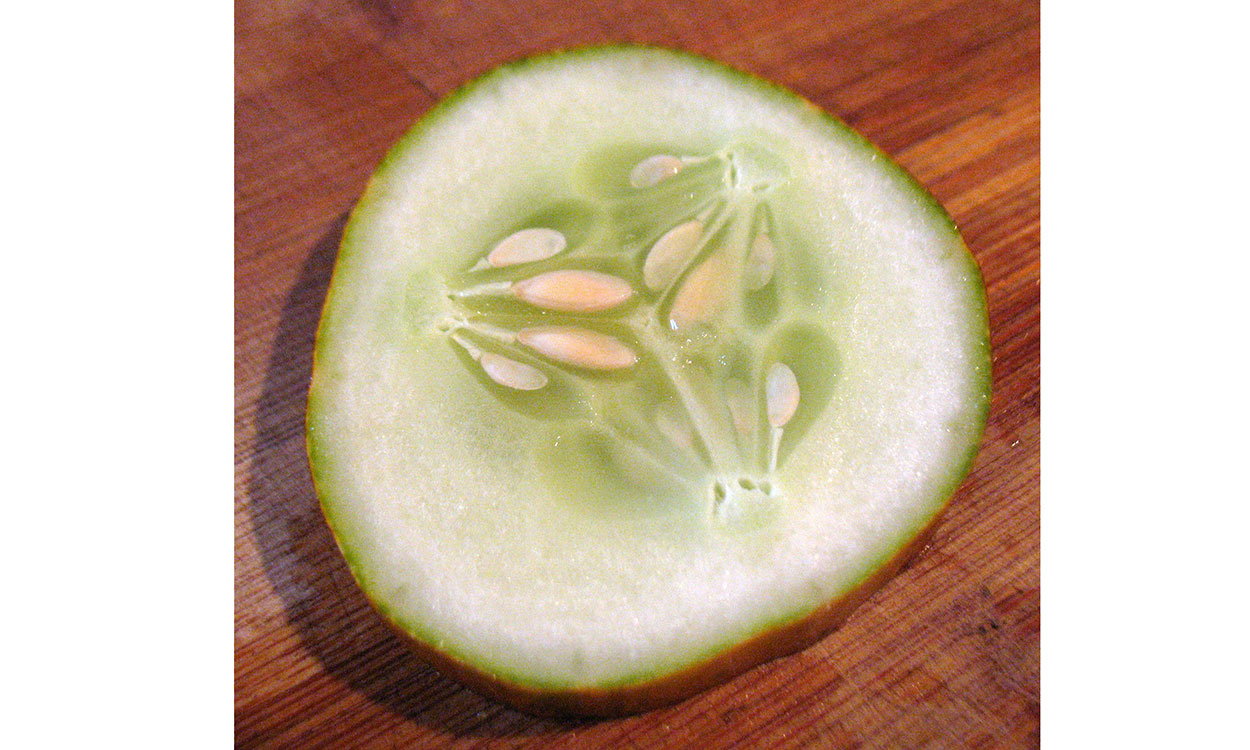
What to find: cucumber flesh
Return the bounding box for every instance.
[307,47,990,708]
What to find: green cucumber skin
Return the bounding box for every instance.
[306,44,991,701]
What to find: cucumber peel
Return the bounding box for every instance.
[307,46,990,716]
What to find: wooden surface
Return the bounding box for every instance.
[235,0,1040,747]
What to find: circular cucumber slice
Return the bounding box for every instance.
[307,46,990,716]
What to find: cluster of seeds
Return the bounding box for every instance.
[442,148,806,509]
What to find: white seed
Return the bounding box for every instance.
[643,220,703,291]
[629,154,684,188]
[765,363,800,428]
[744,233,776,290]
[511,270,633,313]
[485,228,566,268]
[669,252,733,331]
[480,353,548,391]
[517,326,637,370]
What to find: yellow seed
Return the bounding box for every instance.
[486,228,566,268]
[517,326,637,370]
[643,220,703,291]
[669,252,734,331]
[511,270,633,313]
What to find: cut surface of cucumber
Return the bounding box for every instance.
[307,46,990,715]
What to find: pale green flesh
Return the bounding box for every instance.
[308,48,990,691]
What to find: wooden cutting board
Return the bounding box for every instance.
[235,0,1040,746]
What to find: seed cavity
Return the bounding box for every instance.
[518,326,638,370]
[643,220,704,291]
[725,378,756,435]
[445,144,814,501]
[744,233,776,291]
[629,154,684,188]
[480,353,548,391]
[655,407,694,450]
[485,228,567,268]
[669,252,734,331]
[511,270,633,313]
[765,363,800,428]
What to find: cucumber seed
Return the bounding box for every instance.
[765,363,800,428]
[629,154,684,188]
[485,228,567,268]
[512,270,634,313]
[480,353,549,391]
[643,220,704,291]
[518,326,638,370]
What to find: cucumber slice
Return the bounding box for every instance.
[307,46,990,716]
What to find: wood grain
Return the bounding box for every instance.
[235,0,1039,746]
